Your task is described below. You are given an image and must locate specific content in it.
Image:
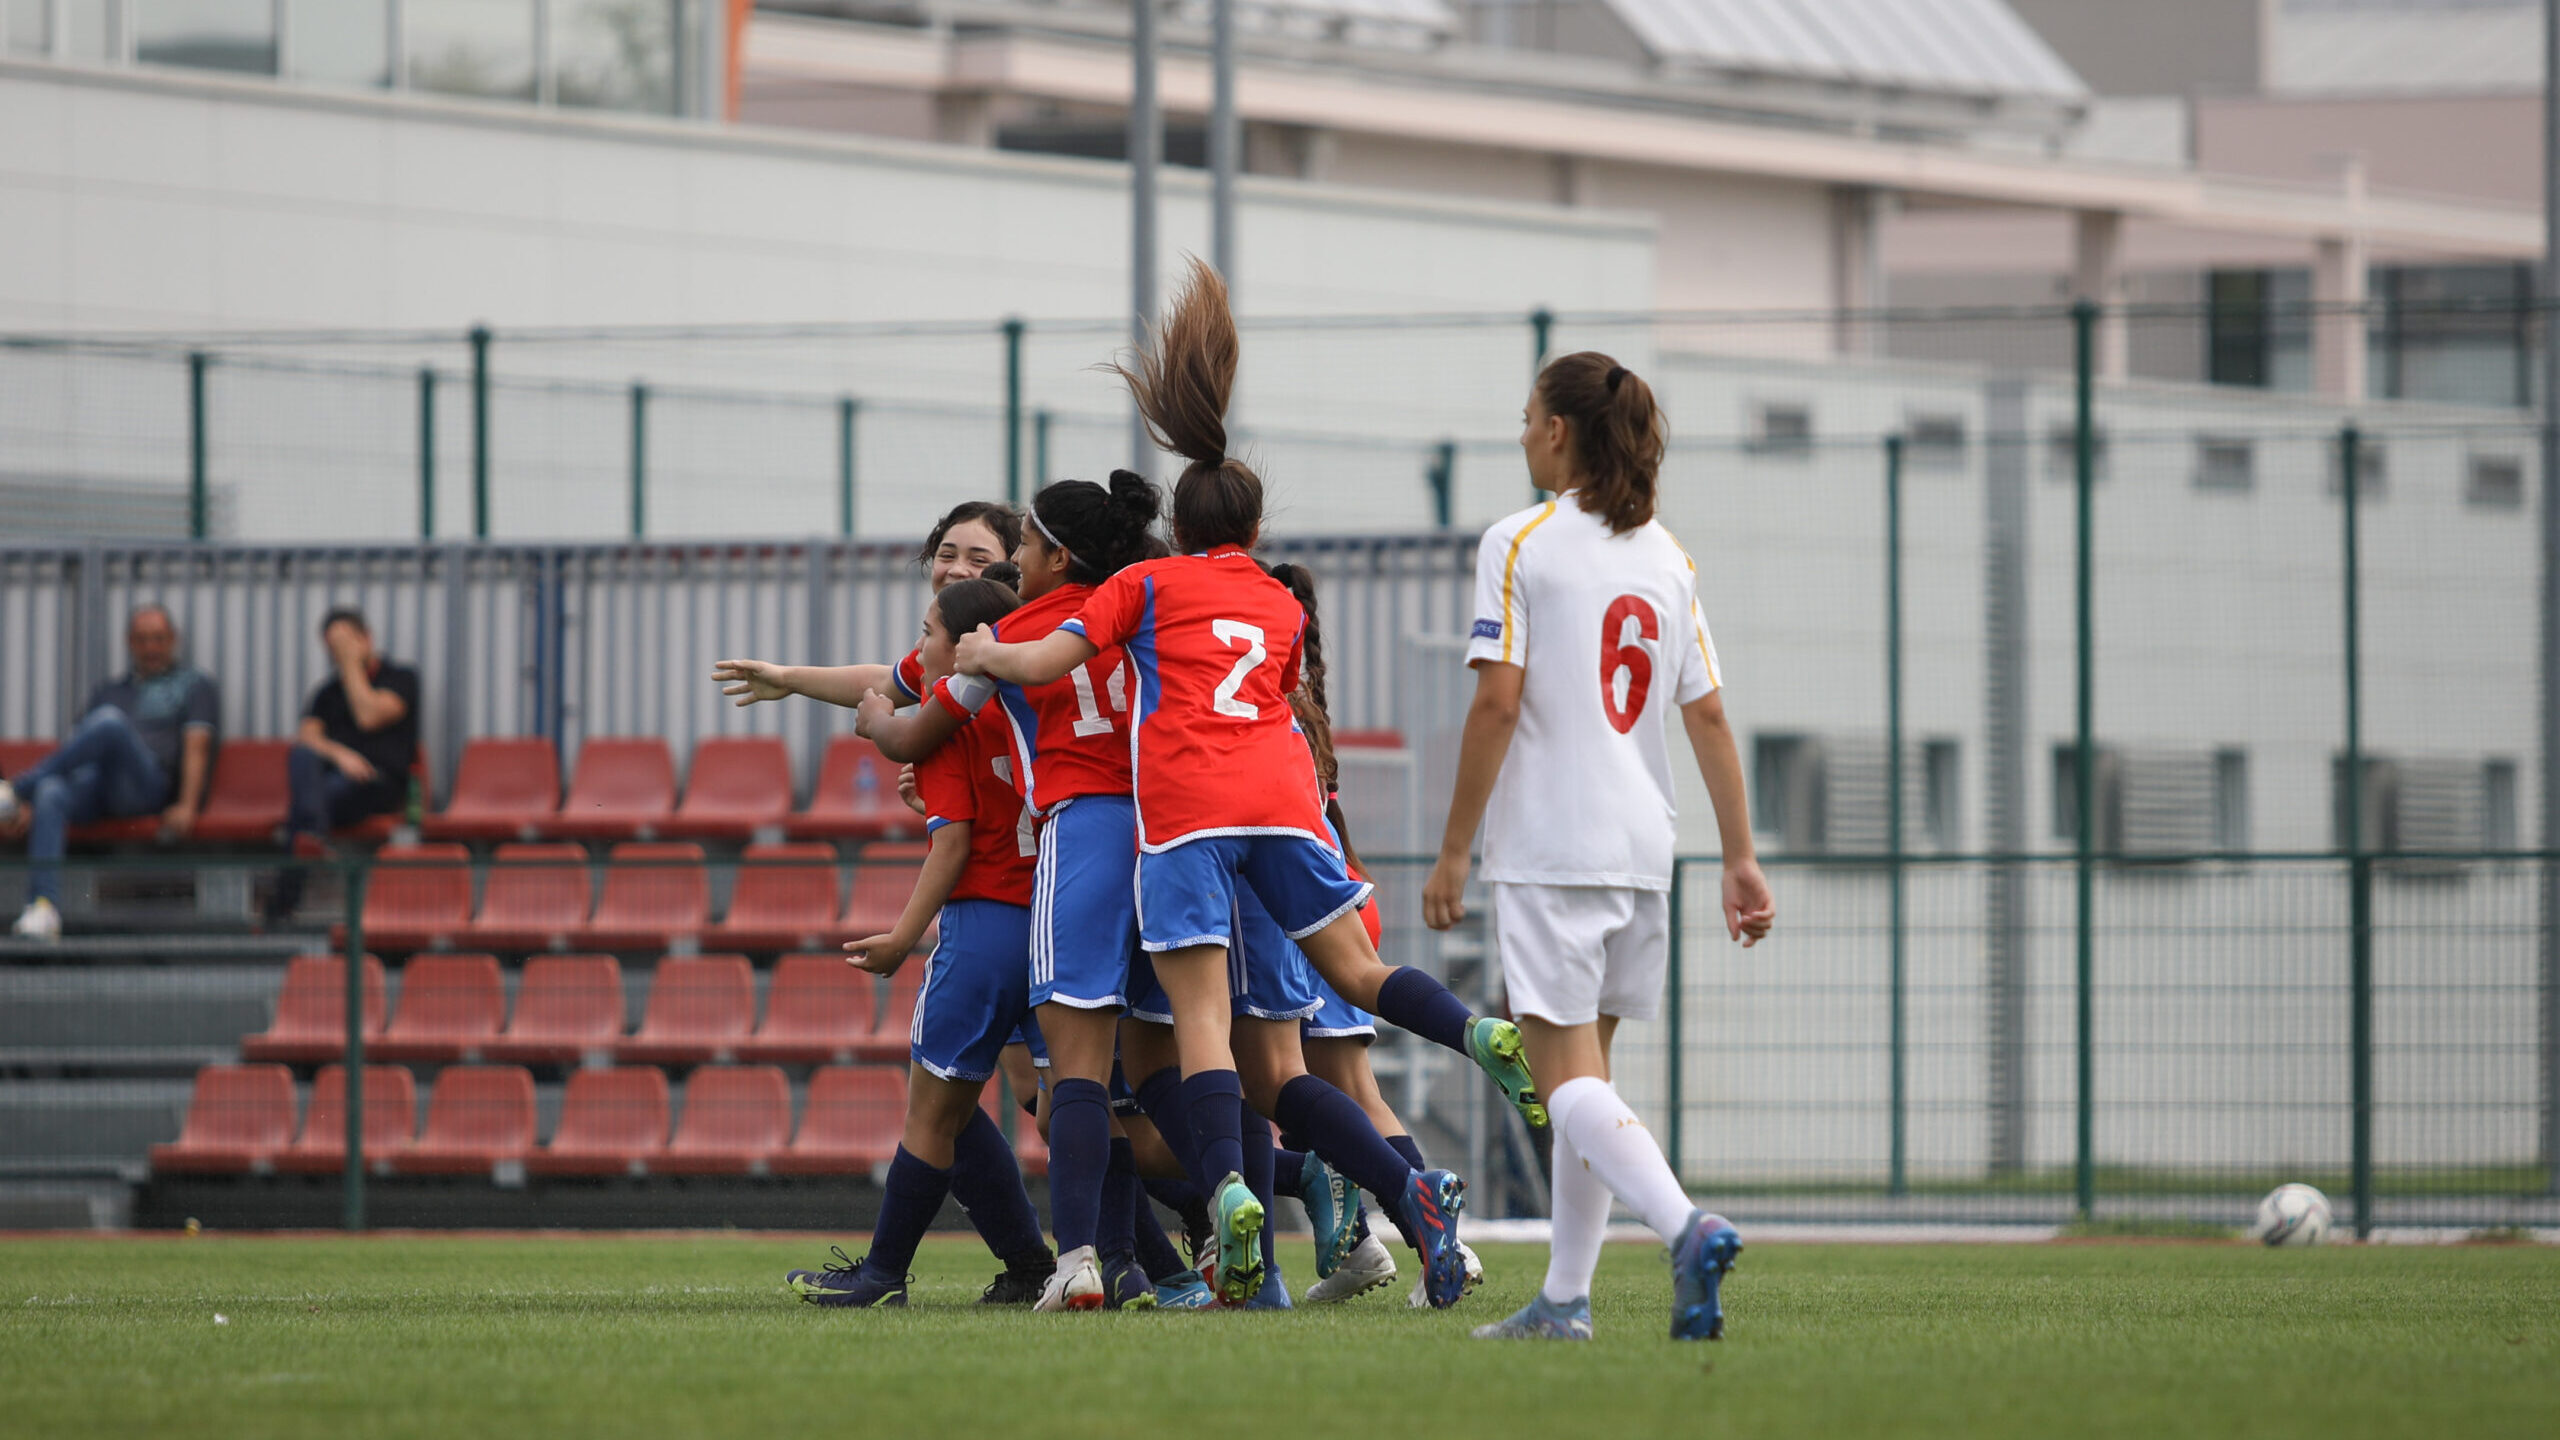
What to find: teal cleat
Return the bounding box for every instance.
[1298,1151,1357,1278]
[1669,1210,1742,1341]
[1154,1274,1218,1309]
[1209,1171,1267,1306]
[1471,1292,1593,1340]
[1465,1017,1546,1128]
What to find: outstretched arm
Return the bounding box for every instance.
[1681,690,1773,946]
[1421,661,1523,931]
[844,821,969,975]
[855,687,970,764]
[713,659,899,711]
[955,625,1095,687]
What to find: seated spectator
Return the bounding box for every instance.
[261,607,421,926]
[0,604,221,941]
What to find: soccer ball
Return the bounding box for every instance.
[2252,1183,2332,1247]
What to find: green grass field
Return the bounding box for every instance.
[4,1235,2555,1439]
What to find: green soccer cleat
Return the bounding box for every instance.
[1209,1171,1267,1306]
[1466,1017,1546,1128]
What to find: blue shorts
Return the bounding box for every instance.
[1030,794,1140,1012]
[1136,832,1373,952]
[1125,950,1172,1026]
[1226,879,1323,1021]
[911,898,1037,1083]
[1303,977,1376,1040]
[1007,1023,1050,1068]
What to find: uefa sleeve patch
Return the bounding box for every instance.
[1470,618,1503,641]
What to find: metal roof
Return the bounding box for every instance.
[1608,0,2088,101]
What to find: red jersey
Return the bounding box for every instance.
[912,678,1037,906]
[1062,549,1327,851]
[987,582,1136,815]
[891,647,927,704]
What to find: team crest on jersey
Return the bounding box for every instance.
[1470,618,1503,641]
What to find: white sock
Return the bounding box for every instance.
[1549,1075,1698,1245]
[1540,1102,1612,1304]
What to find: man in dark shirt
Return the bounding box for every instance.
[262,606,420,925]
[0,604,221,941]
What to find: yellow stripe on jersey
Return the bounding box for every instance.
[1660,524,1721,689]
[1498,500,1560,666]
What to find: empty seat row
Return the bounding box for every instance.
[0,738,419,845]
[349,840,924,954]
[242,952,921,1067]
[147,1061,1038,1179]
[425,734,916,843]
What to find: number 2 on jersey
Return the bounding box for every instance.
[1210,619,1267,720]
[1599,595,1657,734]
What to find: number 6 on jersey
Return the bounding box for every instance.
[1600,594,1657,734]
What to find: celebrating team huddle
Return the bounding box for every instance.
[712,260,1774,1342]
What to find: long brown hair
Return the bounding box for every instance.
[1536,351,1664,534]
[1115,259,1263,552]
[1268,560,1363,872]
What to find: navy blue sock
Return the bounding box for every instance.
[1376,1132,1428,1248]
[1374,967,1474,1055]
[1046,1077,1113,1255]
[1133,1191,1189,1283]
[1180,1069,1246,1184]
[1242,1112,1278,1272]
[949,1107,1049,1267]
[1386,1133,1428,1172]
[1134,1065,1207,1190]
[1272,1145,1306,1196]
[1272,1073,1414,1210]
[1100,1137,1140,1264]
[1144,1174,1202,1211]
[867,1146,954,1280]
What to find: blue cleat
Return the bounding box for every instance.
[1669,1210,1742,1341]
[1471,1292,1593,1341]
[1153,1274,1218,1309]
[1102,1256,1160,1310]
[1397,1168,1469,1309]
[1209,1171,1267,1305]
[1244,1258,1293,1310]
[1298,1150,1356,1278]
[786,1245,909,1308]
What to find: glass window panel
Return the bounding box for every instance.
[553,0,676,114]
[289,0,391,87]
[7,1,51,55]
[136,0,276,74]
[408,0,536,100]
[66,0,116,60]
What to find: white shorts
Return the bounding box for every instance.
[1491,882,1670,1026]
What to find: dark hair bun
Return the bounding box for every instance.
[979,560,1023,589]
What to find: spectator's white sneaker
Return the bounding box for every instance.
[12,898,61,942]
[0,779,20,824]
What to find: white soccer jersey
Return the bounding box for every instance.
[1464,497,1721,891]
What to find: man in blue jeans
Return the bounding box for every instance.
[261,606,421,926]
[0,604,221,941]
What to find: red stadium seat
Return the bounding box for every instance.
[573,842,709,951]
[656,1065,792,1175]
[705,842,840,952]
[422,737,560,842]
[981,1089,1047,1177]
[527,1066,670,1177]
[187,738,295,842]
[149,1064,297,1174]
[334,755,431,845]
[370,953,506,1063]
[276,1065,417,1174]
[1333,729,1405,750]
[346,842,472,953]
[0,738,55,778]
[786,734,917,841]
[615,955,756,1066]
[241,954,388,1063]
[738,953,872,1064]
[482,954,625,1065]
[393,1065,537,1175]
[661,736,793,841]
[841,841,931,939]
[854,961,926,1064]
[772,1066,906,1174]
[466,842,591,952]
[543,737,675,841]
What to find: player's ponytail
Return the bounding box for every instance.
[1536,351,1664,535]
[933,575,1021,639]
[1267,560,1338,793]
[1116,258,1263,553]
[1027,470,1162,583]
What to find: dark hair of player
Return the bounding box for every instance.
[1266,560,1361,873]
[319,605,368,636]
[978,560,1023,591]
[917,500,1023,571]
[933,575,1022,638]
[1535,350,1665,535]
[1029,470,1161,583]
[1114,259,1262,553]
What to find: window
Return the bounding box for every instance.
[1747,401,1813,458]
[2483,759,2518,850]
[552,0,678,114]
[408,0,537,100]
[1906,413,1967,471]
[6,0,49,53]
[1922,740,1960,851]
[288,0,392,87]
[2326,435,2386,499]
[2331,756,2397,853]
[1752,734,1822,852]
[2467,453,2525,510]
[65,0,117,60]
[2208,269,2271,389]
[2212,748,2249,852]
[136,0,275,74]
[2044,421,2108,483]
[2193,436,2254,492]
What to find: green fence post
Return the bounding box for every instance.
[2342,422,2375,1240]
[1666,858,1684,1180]
[186,351,210,540]
[1529,308,1553,504]
[470,325,492,540]
[342,860,370,1232]
[628,382,648,539]
[1003,317,1026,504]
[838,397,859,538]
[1426,441,1455,528]
[2072,297,2098,1222]
[418,368,436,540]
[1885,433,1907,1198]
[1034,409,1052,495]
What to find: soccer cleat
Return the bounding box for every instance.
[1209,1171,1267,1305]
[1398,1169,1469,1309]
[1465,1017,1546,1128]
[1669,1210,1743,1341]
[1176,1195,1215,1271]
[12,897,60,942]
[1244,1259,1293,1310]
[1035,1245,1108,1312]
[1154,1274,1218,1309]
[1408,1238,1483,1309]
[1297,1151,1356,1278]
[979,1257,1053,1306]
[1471,1292,1593,1341]
[1102,1256,1159,1311]
[785,1246,909,1308]
[1303,1229,1396,1304]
